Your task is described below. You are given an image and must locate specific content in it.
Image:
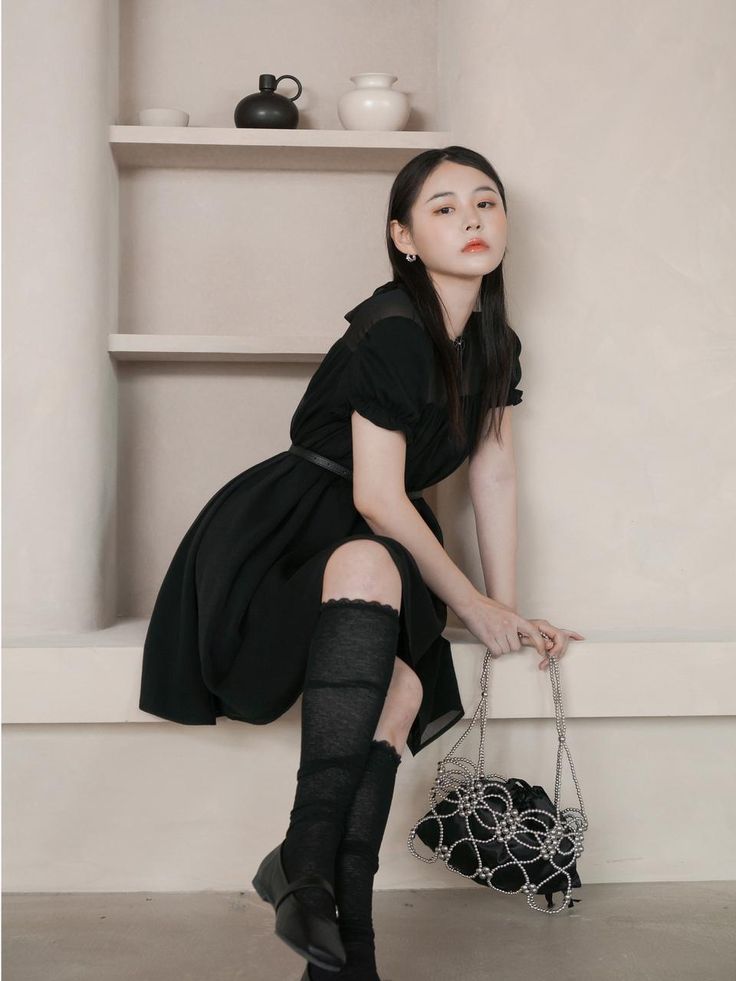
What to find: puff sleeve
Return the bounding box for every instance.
[346,315,430,440]
[506,328,524,406]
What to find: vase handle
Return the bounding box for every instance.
[275,75,302,102]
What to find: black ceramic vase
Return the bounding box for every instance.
[234,73,303,128]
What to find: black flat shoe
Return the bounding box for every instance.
[298,967,393,980]
[252,839,346,973]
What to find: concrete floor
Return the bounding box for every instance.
[3,883,735,981]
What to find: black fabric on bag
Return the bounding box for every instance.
[414,776,583,909]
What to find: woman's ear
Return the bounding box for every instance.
[389,218,415,257]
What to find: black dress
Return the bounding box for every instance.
[138,281,523,756]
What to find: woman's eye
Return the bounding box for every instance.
[435,201,496,215]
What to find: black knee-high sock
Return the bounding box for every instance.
[281,597,400,923]
[308,738,402,981]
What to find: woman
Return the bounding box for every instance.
[139,145,584,980]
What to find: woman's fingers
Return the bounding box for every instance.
[537,625,586,669]
[549,629,565,655]
[537,629,556,670]
[516,619,547,656]
[491,619,585,668]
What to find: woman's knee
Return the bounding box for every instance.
[322,539,402,606]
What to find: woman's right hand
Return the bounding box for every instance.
[457,592,548,661]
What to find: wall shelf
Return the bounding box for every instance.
[108,332,335,363]
[109,125,452,170]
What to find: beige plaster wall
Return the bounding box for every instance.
[2,0,734,892]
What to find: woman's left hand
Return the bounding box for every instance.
[523,619,585,670]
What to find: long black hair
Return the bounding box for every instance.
[384,145,518,454]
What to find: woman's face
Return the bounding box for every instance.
[391,160,507,280]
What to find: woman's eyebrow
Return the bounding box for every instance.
[424,186,499,203]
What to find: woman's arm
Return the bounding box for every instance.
[352,410,480,620]
[352,408,547,659]
[467,407,519,611]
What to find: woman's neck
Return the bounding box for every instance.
[429,272,481,340]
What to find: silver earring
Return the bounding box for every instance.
[406,253,417,263]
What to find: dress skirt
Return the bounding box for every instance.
[139,446,466,757]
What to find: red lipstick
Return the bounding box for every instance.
[462,238,489,252]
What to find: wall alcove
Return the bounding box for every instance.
[5,0,734,894]
[5,0,467,714]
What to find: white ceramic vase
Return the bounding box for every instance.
[337,73,410,131]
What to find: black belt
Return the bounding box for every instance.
[288,443,424,500]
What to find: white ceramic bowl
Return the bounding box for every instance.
[138,108,190,127]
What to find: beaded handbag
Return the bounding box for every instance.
[407,643,588,914]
